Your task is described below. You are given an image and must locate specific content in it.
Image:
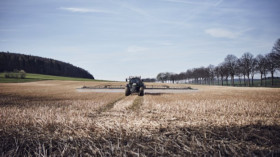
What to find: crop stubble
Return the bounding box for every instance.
[0,81,280,156]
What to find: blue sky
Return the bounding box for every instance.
[1,0,279,81]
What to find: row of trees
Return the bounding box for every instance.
[0,52,94,79]
[157,39,280,87]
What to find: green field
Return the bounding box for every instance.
[0,73,104,83]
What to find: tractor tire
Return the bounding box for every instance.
[139,87,144,96]
[125,87,131,96]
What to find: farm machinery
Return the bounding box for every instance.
[80,76,194,95]
[125,76,145,96]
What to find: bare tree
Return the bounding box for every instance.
[157,73,166,83]
[271,38,280,69]
[178,72,186,83]
[218,63,228,86]
[250,58,257,86]
[186,69,193,84]
[256,54,268,86]
[237,59,246,86]
[208,65,215,85]
[240,52,254,86]
[214,66,220,85]
[204,67,210,85]
[266,53,277,86]
[165,72,172,83]
[195,68,203,84]
[235,63,243,86]
[192,68,199,84]
[169,73,176,84]
[225,69,230,86]
[224,54,238,86]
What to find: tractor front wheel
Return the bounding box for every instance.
[125,87,131,96]
[139,87,144,96]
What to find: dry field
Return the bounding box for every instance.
[0,80,280,156]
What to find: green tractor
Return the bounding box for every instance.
[125,76,145,96]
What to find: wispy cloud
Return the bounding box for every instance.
[59,7,115,14]
[164,0,223,6]
[205,28,243,39]
[205,28,253,39]
[205,28,237,39]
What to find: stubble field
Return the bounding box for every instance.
[0,80,280,156]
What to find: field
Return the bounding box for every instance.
[0,80,280,156]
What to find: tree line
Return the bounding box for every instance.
[0,52,94,79]
[156,39,280,87]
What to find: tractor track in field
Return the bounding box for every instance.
[113,95,138,111]
[127,96,144,114]
[96,96,125,113]
[90,95,144,119]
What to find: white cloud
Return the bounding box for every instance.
[205,28,240,39]
[59,7,114,14]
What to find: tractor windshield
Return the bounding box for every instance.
[130,78,140,84]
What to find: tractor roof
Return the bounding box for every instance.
[129,76,141,79]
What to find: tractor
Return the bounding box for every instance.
[125,76,145,96]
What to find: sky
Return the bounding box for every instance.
[0,0,280,81]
